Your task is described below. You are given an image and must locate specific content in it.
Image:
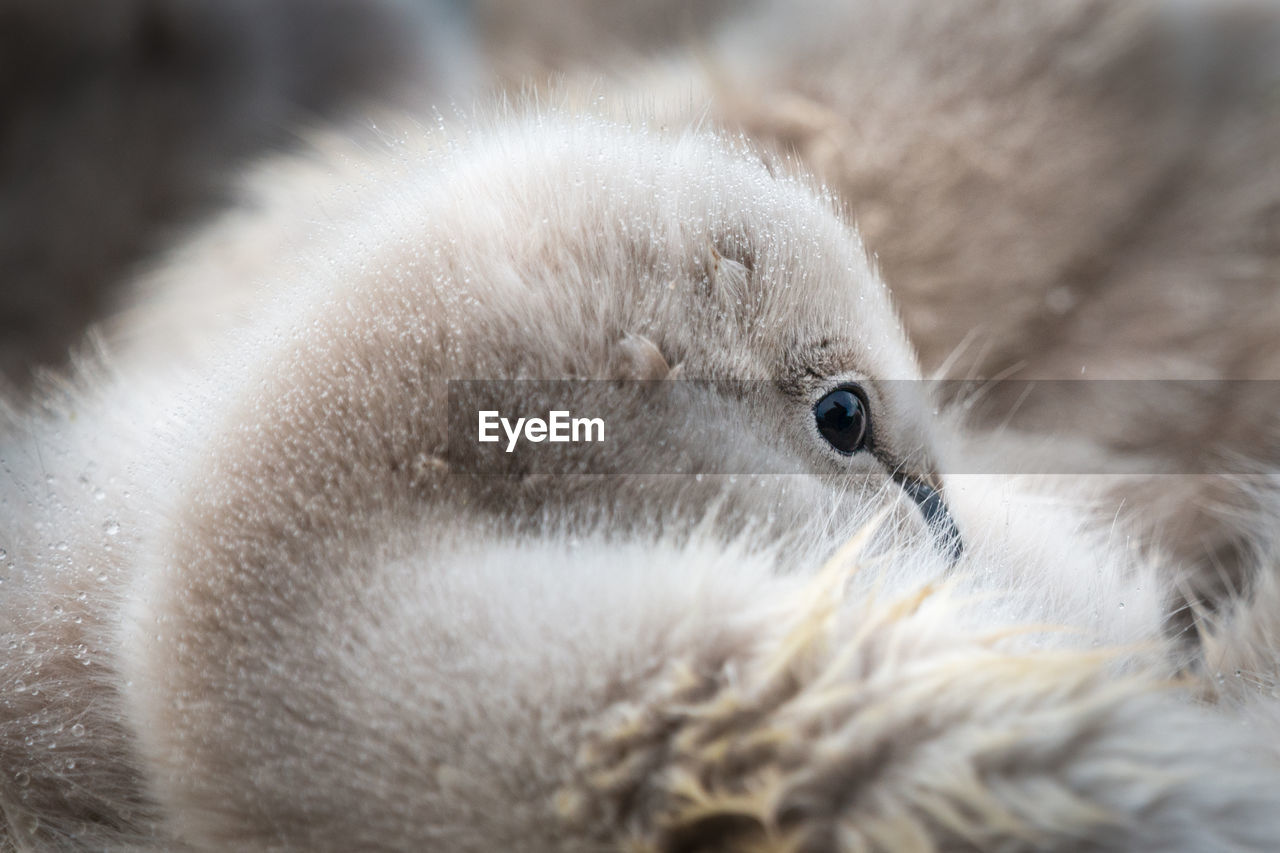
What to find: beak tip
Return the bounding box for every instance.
[894,474,964,566]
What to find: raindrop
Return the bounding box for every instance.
[71,724,85,738]
[103,521,120,537]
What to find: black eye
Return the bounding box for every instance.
[814,386,870,455]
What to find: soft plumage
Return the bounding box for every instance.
[4,1,1280,850]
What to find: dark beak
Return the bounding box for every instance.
[892,472,964,564]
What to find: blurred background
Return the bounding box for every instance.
[0,0,472,389]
